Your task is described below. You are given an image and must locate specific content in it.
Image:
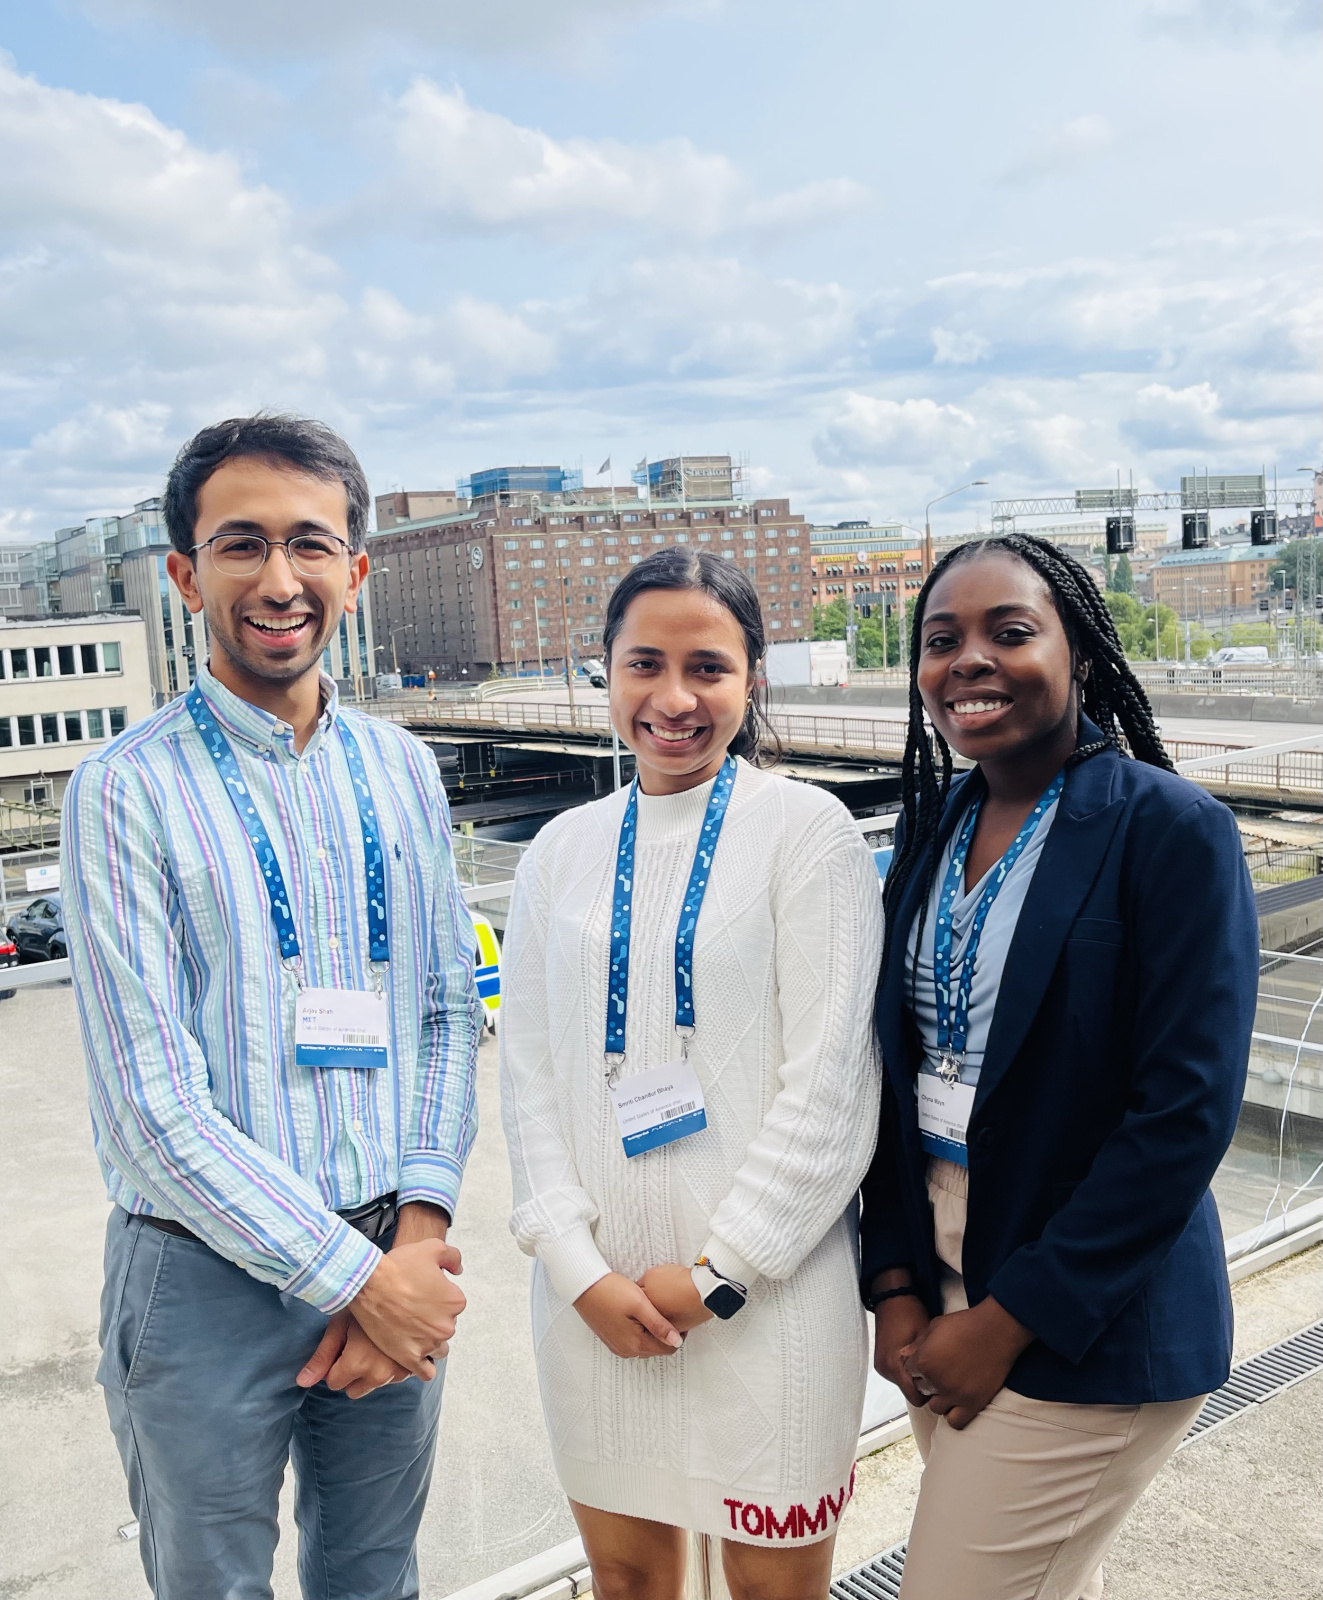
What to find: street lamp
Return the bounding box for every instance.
[924,481,988,574]
[372,624,416,676]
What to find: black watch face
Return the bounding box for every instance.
[705,1282,745,1320]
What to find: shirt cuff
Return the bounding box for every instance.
[699,1231,761,1296]
[539,1223,613,1306]
[397,1150,464,1221]
[282,1216,382,1315]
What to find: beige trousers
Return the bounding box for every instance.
[898,1163,1206,1600]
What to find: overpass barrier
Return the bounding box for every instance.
[368,697,1323,802]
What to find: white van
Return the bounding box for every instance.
[1207,647,1270,668]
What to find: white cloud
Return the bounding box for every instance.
[814,395,981,470]
[931,326,991,365]
[0,53,342,371]
[999,114,1115,187]
[0,51,1314,544]
[383,81,869,238]
[77,0,710,59]
[571,254,858,375]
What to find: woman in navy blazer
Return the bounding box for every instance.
[860,534,1257,1600]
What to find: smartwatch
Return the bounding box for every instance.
[691,1256,748,1321]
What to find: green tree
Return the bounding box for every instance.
[812,597,848,639]
[1106,592,1179,659]
[1105,591,1143,631]
[1108,553,1135,595]
[1269,538,1322,593]
[812,595,912,668]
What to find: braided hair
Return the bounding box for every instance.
[881,533,1172,981]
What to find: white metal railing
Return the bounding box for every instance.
[851,663,1323,700]
[0,956,70,991]
[451,833,530,889]
[1130,663,1323,700]
[369,698,1323,800]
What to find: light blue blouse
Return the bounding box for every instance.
[905,792,1059,1088]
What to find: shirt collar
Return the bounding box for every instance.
[193,662,339,760]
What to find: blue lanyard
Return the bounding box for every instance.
[605,755,737,1079]
[185,684,389,974]
[932,771,1063,1083]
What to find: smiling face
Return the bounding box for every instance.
[917,549,1086,768]
[607,586,754,794]
[167,455,367,695]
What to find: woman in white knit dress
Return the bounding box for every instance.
[499,550,883,1600]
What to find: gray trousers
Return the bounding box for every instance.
[98,1209,444,1600]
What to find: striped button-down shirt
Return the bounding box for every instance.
[63,665,480,1313]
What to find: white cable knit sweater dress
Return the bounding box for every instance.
[498,759,883,1545]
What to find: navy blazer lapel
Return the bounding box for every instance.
[975,739,1126,1110]
[877,768,984,1088]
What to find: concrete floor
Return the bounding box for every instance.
[2,975,1319,1600]
[832,1245,1323,1589]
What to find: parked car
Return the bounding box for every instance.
[6,893,66,961]
[0,935,18,999]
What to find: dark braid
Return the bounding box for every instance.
[881,533,1172,987]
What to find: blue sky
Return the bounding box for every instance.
[0,0,1318,539]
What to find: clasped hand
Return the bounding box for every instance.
[873,1293,1034,1431]
[297,1211,467,1400]
[573,1263,713,1359]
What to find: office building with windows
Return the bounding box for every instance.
[368,492,812,679]
[0,612,153,809]
[1151,543,1278,619]
[809,524,925,622]
[12,498,376,705]
[0,543,27,616]
[375,489,466,528]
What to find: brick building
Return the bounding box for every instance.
[809,525,926,621]
[374,489,464,529]
[1151,543,1278,618]
[367,495,813,678]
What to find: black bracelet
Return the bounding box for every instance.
[865,1285,924,1313]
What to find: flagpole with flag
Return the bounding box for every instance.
[599,455,614,512]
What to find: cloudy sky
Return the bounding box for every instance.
[0,0,1318,540]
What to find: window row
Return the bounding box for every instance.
[0,706,129,748]
[0,640,123,681]
[501,529,799,552]
[504,538,802,572]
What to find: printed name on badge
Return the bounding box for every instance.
[917,1069,975,1167]
[296,988,390,1070]
[610,1059,707,1157]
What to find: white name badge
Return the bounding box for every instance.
[917,1068,975,1167]
[610,1059,707,1158]
[295,988,390,1070]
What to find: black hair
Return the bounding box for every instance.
[882,533,1173,979]
[162,413,371,556]
[602,546,780,765]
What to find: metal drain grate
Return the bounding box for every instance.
[1180,1318,1323,1446]
[830,1320,1323,1598]
[831,1540,907,1599]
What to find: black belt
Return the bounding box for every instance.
[139,1192,400,1246]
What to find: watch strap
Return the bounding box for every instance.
[692,1256,748,1320]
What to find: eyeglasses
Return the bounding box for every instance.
[192,533,352,578]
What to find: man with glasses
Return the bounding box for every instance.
[61,414,481,1600]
